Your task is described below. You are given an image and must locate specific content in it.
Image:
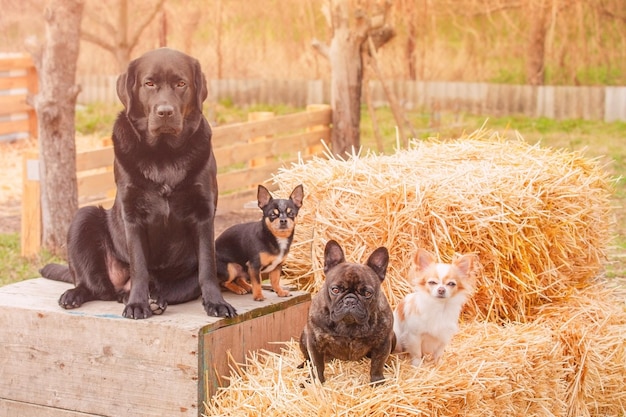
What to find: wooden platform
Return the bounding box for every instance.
[0,278,311,416]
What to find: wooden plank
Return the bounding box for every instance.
[604,86,626,122]
[0,399,97,417]
[77,171,115,197]
[217,189,258,213]
[0,278,310,417]
[214,128,329,167]
[0,55,34,71]
[0,119,29,136]
[76,147,114,171]
[0,95,31,114]
[79,196,115,209]
[211,108,331,147]
[0,75,30,90]
[217,158,296,194]
[201,297,310,399]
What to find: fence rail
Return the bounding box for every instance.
[20,105,331,256]
[77,75,626,123]
[0,55,38,141]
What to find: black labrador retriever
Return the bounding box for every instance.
[40,48,236,319]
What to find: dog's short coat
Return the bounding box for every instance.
[40,48,236,319]
[299,240,395,384]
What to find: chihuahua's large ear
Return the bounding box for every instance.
[257,185,273,209]
[453,253,477,277]
[116,59,137,115]
[413,248,436,272]
[366,247,389,282]
[193,58,208,111]
[324,240,345,273]
[289,184,304,208]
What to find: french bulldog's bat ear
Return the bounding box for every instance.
[257,185,273,209]
[413,248,436,272]
[289,184,304,208]
[367,247,389,282]
[324,240,345,273]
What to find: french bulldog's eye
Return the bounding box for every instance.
[363,290,373,298]
[330,286,341,295]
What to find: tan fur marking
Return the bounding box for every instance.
[268,266,289,297]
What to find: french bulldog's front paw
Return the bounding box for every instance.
[369,375,386,386]
[123,302,153,320]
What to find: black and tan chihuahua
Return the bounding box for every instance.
[215,184,304,301]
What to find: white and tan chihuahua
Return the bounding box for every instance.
[393,248,477,365]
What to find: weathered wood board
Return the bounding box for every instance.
[0,278,310,416]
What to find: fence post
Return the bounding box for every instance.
[305,104,331,156]
[21,151,41,257]
[248,111,275,169]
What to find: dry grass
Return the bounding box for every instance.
[273,130,615,323]
[205,287,626,417]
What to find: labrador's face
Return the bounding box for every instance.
[116,48,208,147]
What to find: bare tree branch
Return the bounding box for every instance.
[311,38,330,59]
[128,0,166,51]
[80,30,115,53]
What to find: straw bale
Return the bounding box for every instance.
[205,320,569,417]
[272,130,615,323]
[534,286,626,417]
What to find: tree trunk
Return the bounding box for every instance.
[526,0,549,85]
[328,16,364,157]
[34,0,84,256]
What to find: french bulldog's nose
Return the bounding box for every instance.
[343,295,358,306]
[156,104,174,118]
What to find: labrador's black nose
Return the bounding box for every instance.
[156,104,174,118]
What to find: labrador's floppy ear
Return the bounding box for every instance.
[116,59,137,115]
[193,58,208,111]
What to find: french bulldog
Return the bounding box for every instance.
[299,240,395,384]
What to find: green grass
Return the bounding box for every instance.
[0,233,62,286]
[2,104,625,286]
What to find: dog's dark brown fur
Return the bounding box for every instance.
[40,48,236,319]
[299,240,395,384]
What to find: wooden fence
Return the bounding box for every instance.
[78,75,626,122]
[20,105,331,256]
[0,54,37,141]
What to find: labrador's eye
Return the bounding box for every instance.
[177,81,186,88]
[145,81,155,87]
